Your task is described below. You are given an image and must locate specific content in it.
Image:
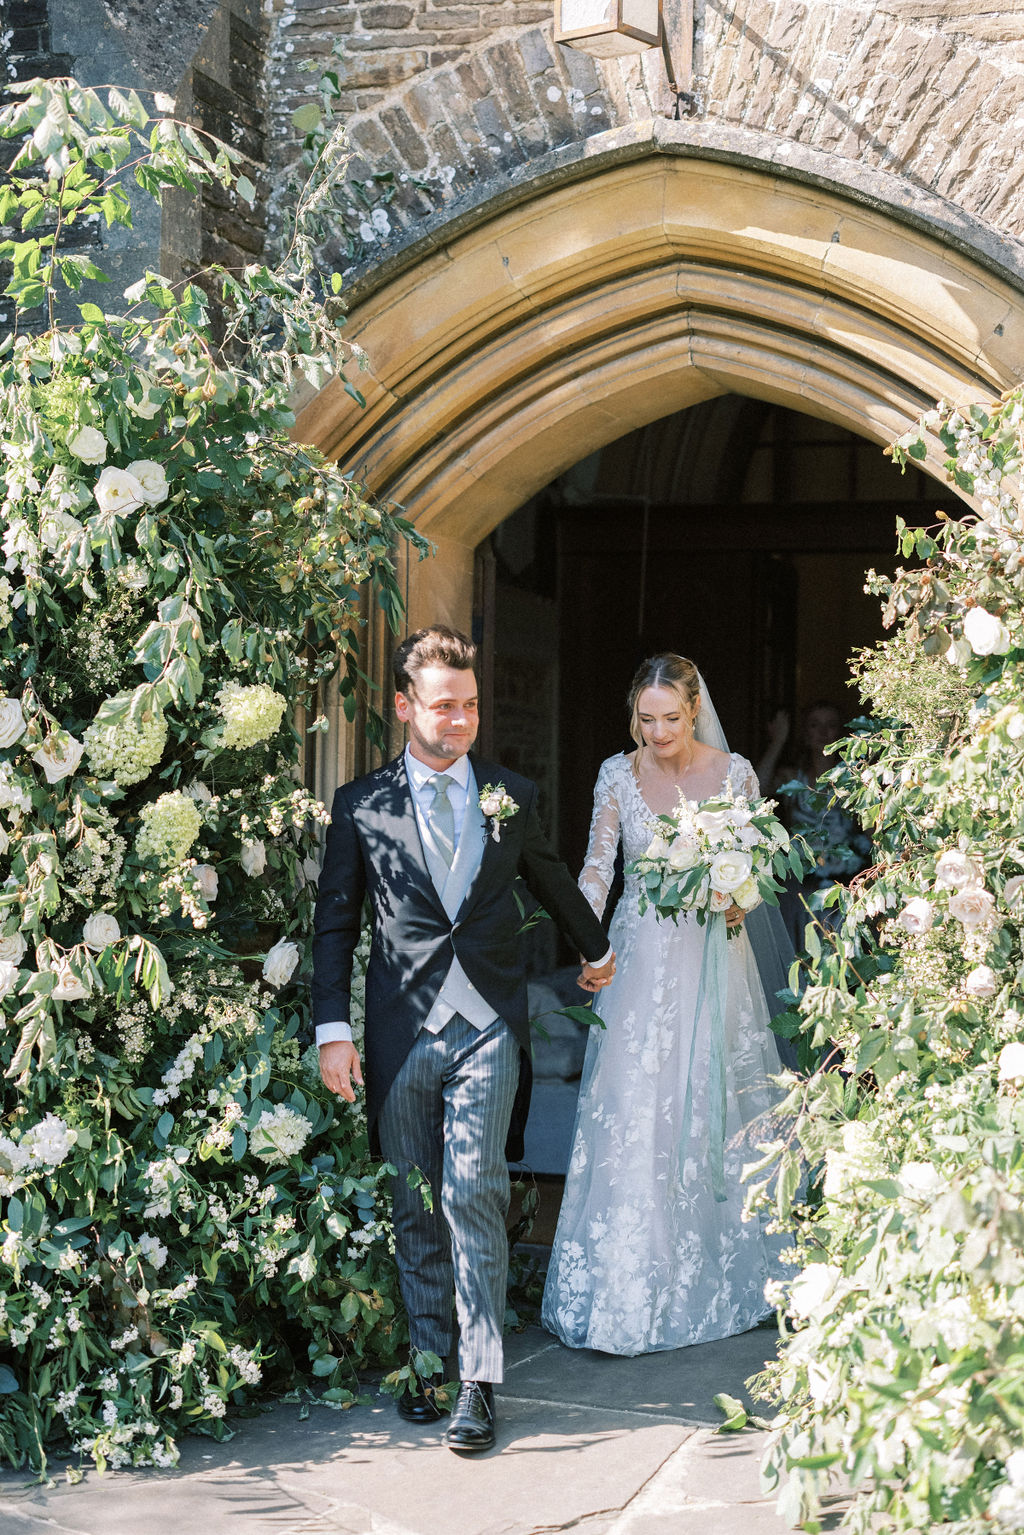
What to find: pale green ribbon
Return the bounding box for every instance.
[679,912,729,1203]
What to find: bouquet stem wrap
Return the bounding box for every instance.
[680,911,729,1203]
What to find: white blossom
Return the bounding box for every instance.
[249,1103,311,1165]
[262,939,299,988]
[93,466,145,515]
[193,864,219,901]
[963,605,1011,656]
[965,964,998,998]
[67,426,107,464]
[0,698,26,749]
[948,886,996,930]
[899,896,934,935]
[997,1042,1024,1083]
[240,840,267,877]
[82,912,121,952]
[32,731,84,784]
[125,459,169,506]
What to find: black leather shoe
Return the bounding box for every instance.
[443,1380,495,1452]
[396,1377,448,1424]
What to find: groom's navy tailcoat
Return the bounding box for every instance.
[312,753,609,1160]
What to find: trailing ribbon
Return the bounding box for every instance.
[679,911,729,1203]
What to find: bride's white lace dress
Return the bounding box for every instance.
[541,751,789,1356]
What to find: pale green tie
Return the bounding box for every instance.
[427,773,456,867]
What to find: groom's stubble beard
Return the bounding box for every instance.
[401,673,480,766]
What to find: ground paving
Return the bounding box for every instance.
[0,1323,849,1535]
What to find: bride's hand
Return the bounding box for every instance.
[724,904,746,929]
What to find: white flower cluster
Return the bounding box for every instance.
[227,1343,262,1386]
[249,1104,312,1166]
[0,1113,76,1193]
[822,1120,888,1200]
[216,682,288,750]
[136,791,202,865]
[633,784,791,923]
[84,708,168,787]
[138,1233,168,1270]
[897,849,1001,996]
[152,1030,206,1107]
[991,1450,1024,1531]
[262,939,299,989]
[141,1152,189,1220]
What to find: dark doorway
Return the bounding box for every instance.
[476,397,961,880]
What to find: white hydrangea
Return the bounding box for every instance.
[216,682,288,750]
[84,708,168,788]
[249,1104,312,1166]
[136,791,202,865]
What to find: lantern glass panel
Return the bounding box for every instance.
[620,0,659,36]
[559,0,615,26]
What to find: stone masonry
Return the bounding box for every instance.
[261,0,1024,287]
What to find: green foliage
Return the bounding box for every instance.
[751,389,1024,1531]
[0,76,428,1471]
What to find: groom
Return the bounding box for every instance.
[313,625,614,1453]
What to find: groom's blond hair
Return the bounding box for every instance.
[627,654,701,747]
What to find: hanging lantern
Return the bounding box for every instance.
[554,0,660,57]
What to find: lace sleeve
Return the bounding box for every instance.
[579,758,621,918]
[730,753,761,801]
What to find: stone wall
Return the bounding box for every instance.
[261,0,1024,288]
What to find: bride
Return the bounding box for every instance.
[541,653,793,1356]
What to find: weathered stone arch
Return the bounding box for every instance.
[294,129,1024,780]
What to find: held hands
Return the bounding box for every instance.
[578,951,616,992]
[319,1041,364,1102]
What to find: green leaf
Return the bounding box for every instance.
[231,1126,248,1161]
[291,104,322,135]
[236,174,256,205]
[312,1354,339,1377]
[0,1365,19,1394]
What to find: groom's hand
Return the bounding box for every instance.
[578,952,616,991]
[319,1041,364,1103]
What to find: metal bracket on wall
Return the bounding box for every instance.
[659,0,696,119]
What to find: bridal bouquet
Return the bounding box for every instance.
[630,784,812,933]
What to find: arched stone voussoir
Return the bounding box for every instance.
[296,149,1024,541]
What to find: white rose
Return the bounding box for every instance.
[899,897,934,936]
[709,849,753,894]
[788,1262,842,1319]
[93,466,146,515]
[1004,875,1024,905]
[997,1042,1024,1083]
[965,964,998,998]
[963,605,1010,656]
[32,732,84,784]
[644,834,671,861]
[0,932,26,966]
[126,459,169,507]
[948,886,996,930]
[0,699,26,749]
[0,960,19,1000]
[480,794,502,817]
[709,887,732,912]
[667,838,699,871]
[695,807,733,839]
[262,939,300,988]
[934,850,982,890]
[67,426,107,465]
[52,958,89,1002]
[193,864,219,901]
[128,389,161,420]
[736,824,761,850]
[240,840,267,878]
[732,875,761,911]
[82,912,121,952]
[39,510,85,552]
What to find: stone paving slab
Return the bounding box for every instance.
[0,1326,810,1535]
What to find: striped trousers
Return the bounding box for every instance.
[377,1012,520,1383]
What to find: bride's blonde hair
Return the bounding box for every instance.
[627,654,701,749]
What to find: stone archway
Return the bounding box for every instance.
[295,133,1024,784]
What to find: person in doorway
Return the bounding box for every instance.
[314,625,615,1452]
[757,700,870,946]
[541,654,794,1356]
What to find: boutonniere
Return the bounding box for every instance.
[479,783,519,842]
